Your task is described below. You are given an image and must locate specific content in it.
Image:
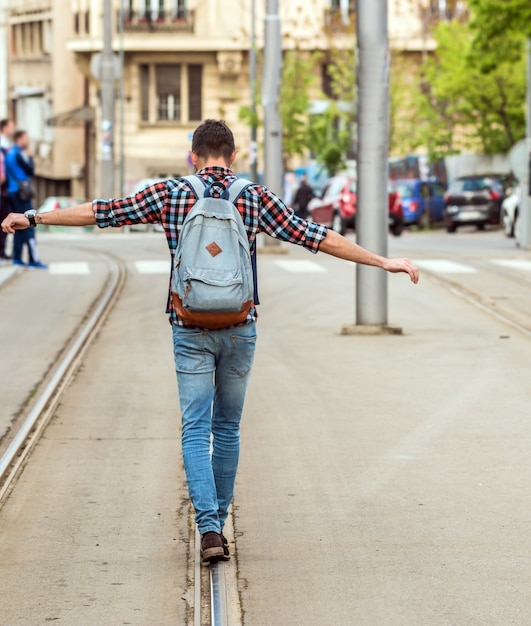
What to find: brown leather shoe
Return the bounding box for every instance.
[201,532,225,565]
[220,533,230,561]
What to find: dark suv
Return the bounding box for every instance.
[443,176,505,233]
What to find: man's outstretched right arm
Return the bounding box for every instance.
[1,202,96,233]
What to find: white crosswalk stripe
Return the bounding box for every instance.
[491,259,531,272]
[274,260,327,273]
[49,262,90,275]
[414,259,476,274]
[134,260,171,274]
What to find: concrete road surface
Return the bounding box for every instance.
[0,230,530,625]
[236,238,531,625]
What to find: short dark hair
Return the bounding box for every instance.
[191,119,235,163]
[13,130,27,143]
[0,119,13,131]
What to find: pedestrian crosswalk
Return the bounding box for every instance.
[3,257,531,279]
[49,262,91,275]
[414,260,476,274]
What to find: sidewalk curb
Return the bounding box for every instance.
[0,265,23,291]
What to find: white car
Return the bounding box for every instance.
[129,178,166,232]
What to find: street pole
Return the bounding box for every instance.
[262,0,283,248]
[354,0,389,327]
[249,0,258,182]
[262,0,282,193]
[521,39,531,249]
[0,0,8,118]
[118,0,125,196]
[100,0,115,198]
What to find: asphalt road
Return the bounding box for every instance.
[0,227,530,625]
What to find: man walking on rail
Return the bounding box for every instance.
[1,119,419,565]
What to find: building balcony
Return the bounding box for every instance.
[119,8,194,33]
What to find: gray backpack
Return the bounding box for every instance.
[171,175,254,329]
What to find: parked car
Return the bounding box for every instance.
[393,179,446,227]
[38,196,86,214]
[501,184,521,238]
[444,175,505,233]
[307,175,404,237]
[129,178,165,232]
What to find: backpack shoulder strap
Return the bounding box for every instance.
[182,174,208,200]
[227,178,253,204]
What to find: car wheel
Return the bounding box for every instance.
[446,223,457,233]
[476,223,486,231]
[391,221,403,237]
[332,212,345,234]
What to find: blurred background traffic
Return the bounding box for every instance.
[0,0,530,242]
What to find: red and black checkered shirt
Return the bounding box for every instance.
[93,166,328,325]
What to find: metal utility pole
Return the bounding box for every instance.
[521,39,531,249]
[262,0,283,248]
[262,0,282,193]
[249,0,258,182]
[100,0,115,198]
[0,0,8,118]
[355,0,389,326]
[118,0,125,196]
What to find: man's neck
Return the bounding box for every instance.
[197,159,232,170]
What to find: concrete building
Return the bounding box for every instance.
[4,0,466,199]
[6,0,89,201]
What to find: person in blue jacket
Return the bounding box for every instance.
[4,130,47,268]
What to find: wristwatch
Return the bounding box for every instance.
[24,209,37,227]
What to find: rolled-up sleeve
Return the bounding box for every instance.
[93,181,168,228]
[258,186,327,253]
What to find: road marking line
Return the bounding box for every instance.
[134,260,171,274]
[414,259,476,274]
[49,262,90,275]
[492,259,531,272]
[274,260,327,273]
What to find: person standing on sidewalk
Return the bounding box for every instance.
[293,173,315,219]
[4,130,47,269]
[0,118,16,260]
[1,119,419,564]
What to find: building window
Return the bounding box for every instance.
[330,0,356,14]
[187,65,202,121]
[139,63,202,124]
[173,0,187,19]
[140,64,150,122]
[156,64,181,120]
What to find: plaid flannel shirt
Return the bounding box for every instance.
[93,166,328,326]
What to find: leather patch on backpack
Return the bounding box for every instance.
[206,241,223,257]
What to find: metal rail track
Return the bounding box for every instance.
[421,266,531,339]
[193,528,229,626]
[0,254,126,502]
[0,250,231,624]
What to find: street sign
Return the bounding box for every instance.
[90,52,122,81]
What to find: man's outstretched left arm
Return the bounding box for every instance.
[1,202,96,233]
[319,229,419,284]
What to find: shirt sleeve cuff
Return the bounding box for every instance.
[92,199,115,229]
[304,221,328,253]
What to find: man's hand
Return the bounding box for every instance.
[382,258,419,284]
[1,213,30,234]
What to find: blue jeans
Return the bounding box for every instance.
[8,192,37,263]
[172,322,257,534]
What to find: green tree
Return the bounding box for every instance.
[279,50,321,166]
[417,19,526,159]
[308,42,356,176]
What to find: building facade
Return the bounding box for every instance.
[4,0,465,200]
[7,0,88,202]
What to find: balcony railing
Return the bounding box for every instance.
[119,8,194,33]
